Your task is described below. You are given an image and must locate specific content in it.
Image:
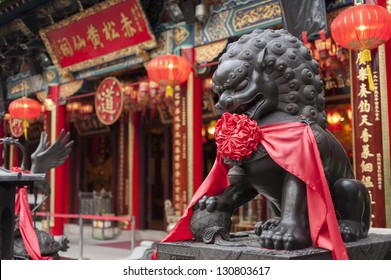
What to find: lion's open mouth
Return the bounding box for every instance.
[215,92,264,118]
[242,93,265,119]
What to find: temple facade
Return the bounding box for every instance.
[0,0,390,235]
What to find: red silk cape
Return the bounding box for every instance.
[152,122,348,260]
[15,187,52,260]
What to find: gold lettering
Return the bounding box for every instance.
[10,80,31,95]
[356,50,372,65]
[357,99,371,113]
[102,21,120,41]
[361,144,374,159]
[361,175,374,188]
[357,66,368,82]
[58,37,74,57]
[87,24,104,49]
[72,35,86,51]
[358,83,372,98]
[359,115,373,127]
[120,13,136,37]
[360,128,372,143]
[361,160,373,172]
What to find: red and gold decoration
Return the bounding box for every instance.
[95,77,124,125]
[330,3,391,51]
[8,97,42,139]
[351,49,387,227]
[122,80,170,120]
[331,2,390,227]
[66,101,94,121]
[39,0,156,76]
[171,85,188,216]
[146,54,192,97]
[331,3,391,91]
[9,117,24,138]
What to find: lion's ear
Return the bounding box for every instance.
[256,48,267,72]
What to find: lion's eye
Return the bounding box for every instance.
[235,79,249,92]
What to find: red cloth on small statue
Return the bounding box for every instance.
[152,121,348,260]
[15,187,52,260]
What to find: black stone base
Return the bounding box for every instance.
[157,232,391,260]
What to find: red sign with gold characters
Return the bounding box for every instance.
[39,0,156,75]
[351,49,386,227]
[172,86,188,216]
[95,77,124,125]
[9,117,24,138]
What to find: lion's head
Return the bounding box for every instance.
[212,29,326,127]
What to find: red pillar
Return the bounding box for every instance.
[0,120,3,166]
[193,60,204,190]
[132,112,139,228]
[48,84,69,235]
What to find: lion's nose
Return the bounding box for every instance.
[225,97,234,108]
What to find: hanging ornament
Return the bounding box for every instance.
[8,97,42,139]
[331,4,391,51]
[146,54,192,97]
[331,3,391,91]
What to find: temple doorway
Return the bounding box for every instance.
[138,119,172,230]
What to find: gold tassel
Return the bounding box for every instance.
[362,49,375,91]
[23,120,29,140]
[366,64,375,91]
[165,85,174,97]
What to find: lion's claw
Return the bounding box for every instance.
[254,217,281,235]
[198,195,218,212]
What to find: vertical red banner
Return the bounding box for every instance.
[351,49,386,227]
[172,86,188,216]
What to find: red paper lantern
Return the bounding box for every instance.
[147,54,192,97]
[8,97,42,139]
[8,97,42,120]
[331,4,391,50]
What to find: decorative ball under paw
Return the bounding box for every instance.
[190,208,232,243]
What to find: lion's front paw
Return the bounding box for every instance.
[259,223,311,250]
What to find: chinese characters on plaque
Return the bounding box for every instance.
[40,0,156,75]
[352,49,386,227]
[95,77,124,125]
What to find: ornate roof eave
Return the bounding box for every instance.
[0,0,51,26]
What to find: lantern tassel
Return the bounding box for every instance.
[366,64,375,92]
[362,49,374,91]
[23,120,29,140]
[165,85,173,98]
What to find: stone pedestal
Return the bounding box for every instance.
[157,232,391,260]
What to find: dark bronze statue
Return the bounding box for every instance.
[190,29,371,253]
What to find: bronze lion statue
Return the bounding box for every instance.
[189,29,371,255]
